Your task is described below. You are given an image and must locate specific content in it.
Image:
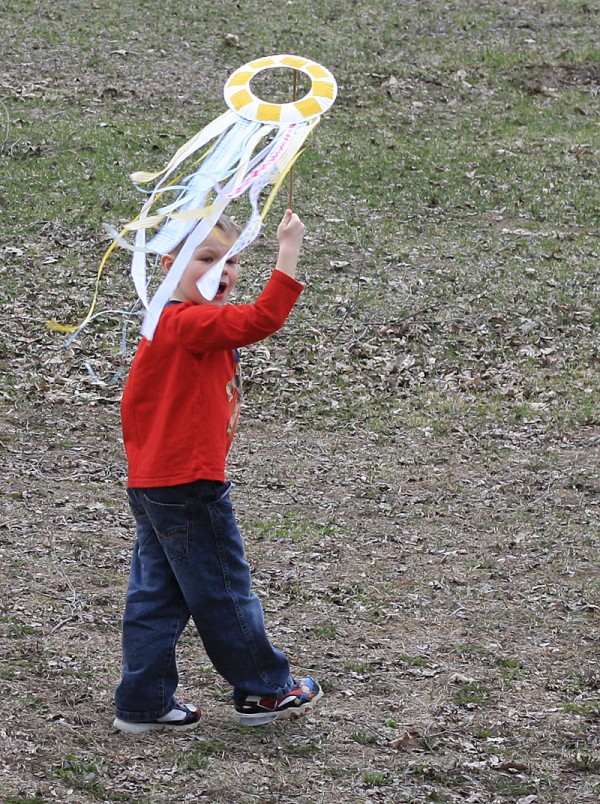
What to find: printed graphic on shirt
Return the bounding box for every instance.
[226,349,242,440]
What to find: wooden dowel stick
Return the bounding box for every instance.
[287,70,298,210]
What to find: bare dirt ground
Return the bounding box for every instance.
[2,342,599,802]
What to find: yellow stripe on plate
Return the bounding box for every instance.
[228,88,253,110]
[294,97,323,118]
[256,103,282,122]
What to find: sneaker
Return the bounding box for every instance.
[234,678,323,726]
[113,701,201,734]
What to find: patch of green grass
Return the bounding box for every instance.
[483,774,540,798]
[13,694,45,709]
[7,624,39,637]
[326,768,358,780]
[54,755,126,800]
[352,732,378,745]
[286,741,321,756]
[253,512,348,542]
[55,755,98,781]
[277,579,313,604]
[313,623,337,639]
[344,661,370,672]
[494,656,524,687]
[494,659,522,669]
[170,740,228,771]
[363,771,391,787]
[398,654,431,667]
[452,682,491,708]
[407,764,450,782]
[457,643,488,658]
[559,701,599,717]
[568,751,600,774]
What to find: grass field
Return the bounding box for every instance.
[1,1,599,801]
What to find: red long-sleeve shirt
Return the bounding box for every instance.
[121,270,303,487]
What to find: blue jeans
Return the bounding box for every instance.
[114,480,293,722]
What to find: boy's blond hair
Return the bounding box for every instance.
[214,214,242,239]
[170,215,241,256]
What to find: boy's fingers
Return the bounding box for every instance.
[285,210,302,225]
[279,209,303,235]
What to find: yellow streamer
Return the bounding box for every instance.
[260,149,304,220]
[46,229,127,333]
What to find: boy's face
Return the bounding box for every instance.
[163,229,240,306]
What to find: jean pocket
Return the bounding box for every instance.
[142,494,189,561]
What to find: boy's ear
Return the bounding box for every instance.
[161,253,174,275]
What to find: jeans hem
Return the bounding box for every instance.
[114,706,171,723]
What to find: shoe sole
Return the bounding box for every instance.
[235,689,323,727]
[112,717,201,734]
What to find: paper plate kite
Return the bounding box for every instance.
[63,54,337,342]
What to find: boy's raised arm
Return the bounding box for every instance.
[275,209,305,280]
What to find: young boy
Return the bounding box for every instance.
[113,209,323,733]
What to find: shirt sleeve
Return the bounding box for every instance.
[164,270,304,353]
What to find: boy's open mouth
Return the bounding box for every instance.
[216,281,227,296]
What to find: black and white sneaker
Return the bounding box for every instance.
[113,701,201,734]
[234,678,323,726]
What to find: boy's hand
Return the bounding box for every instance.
[275,209,305,279]
[277,209,305,250]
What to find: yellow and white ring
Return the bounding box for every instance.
[224,54,337,125]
